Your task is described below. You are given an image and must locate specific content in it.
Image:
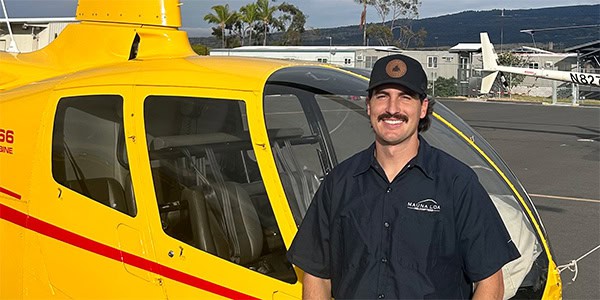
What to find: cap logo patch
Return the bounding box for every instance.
[385,59,407,78]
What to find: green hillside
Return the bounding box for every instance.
[191,4,600,50]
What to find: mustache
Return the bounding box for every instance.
[377,112,408,122]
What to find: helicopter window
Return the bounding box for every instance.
[421,109,545,298]
[264,66,370,225]
[262,93,324,225]
[51,95,137,217]
[144,96,297,284]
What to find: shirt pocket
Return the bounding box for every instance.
[339,212,372,270]
[396,211,443,265]
[393,212,442,298]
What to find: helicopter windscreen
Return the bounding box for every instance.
[263,66,548,298]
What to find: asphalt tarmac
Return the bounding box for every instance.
[440,99,600,300]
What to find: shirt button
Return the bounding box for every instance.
[378,294,385,299]
[384,222,390,228]
[386,187,392,193]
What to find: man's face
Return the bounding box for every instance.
[367,84,428,146]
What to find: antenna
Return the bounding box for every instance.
[1,0,19,53]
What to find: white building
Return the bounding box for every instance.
[0,18,75,52]
[210,46,460,93]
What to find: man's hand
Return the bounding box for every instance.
[302,272,331,300]
[473,269,504,300]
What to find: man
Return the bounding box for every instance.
[286,54,520,299]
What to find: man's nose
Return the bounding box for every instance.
[386,97,402,114]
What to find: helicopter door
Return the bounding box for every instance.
[29,89,164,298]
[138,89,300,299]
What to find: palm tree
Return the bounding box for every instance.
[204,4,238,48]
[256,0,279,46]
[239,3,259,46]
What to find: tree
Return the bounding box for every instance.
[355,0,424,47]
[239,3,259,46]
[497,52,526,90]
[397,26,426,48]
[191,44,210,56]
[256,0,279,46]
[367,24,392,46]
[388,0,419,31]
[204,4,239,48]
[277,2,306,45]
[428,76,458,97]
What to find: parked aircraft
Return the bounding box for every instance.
[480,32,600,94]
[1,1,561,298]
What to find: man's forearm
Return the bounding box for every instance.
[473,269,504,300]
[302,272,331,300]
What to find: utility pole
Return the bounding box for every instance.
[363,0,367,46]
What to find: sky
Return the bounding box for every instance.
[2,0,599,37]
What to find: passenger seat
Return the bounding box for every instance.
[185,181,263,265]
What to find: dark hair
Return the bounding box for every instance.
[367,87,435,133]
[419,97,435,133]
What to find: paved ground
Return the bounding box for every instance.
[440,99,600,299]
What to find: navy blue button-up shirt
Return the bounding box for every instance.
[287,137,520,299]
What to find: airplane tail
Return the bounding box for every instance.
[480,32,498,71]
[480,71,498,94]
[479,32,500,93]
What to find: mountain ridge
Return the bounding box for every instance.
[190,4,600,51]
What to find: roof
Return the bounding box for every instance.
[212,46,402,53]
[449,43,481,52]
[564,40,600,53]
[0,17,77,23]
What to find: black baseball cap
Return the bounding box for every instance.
[368,54,428,99]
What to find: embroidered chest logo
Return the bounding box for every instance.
[407,199,441,213]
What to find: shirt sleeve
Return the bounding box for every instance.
[454,173,521,283]
[286,177,332,279]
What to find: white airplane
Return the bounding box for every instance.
[479,32,600,94]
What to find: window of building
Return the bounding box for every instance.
[144,96,296,284]
[427,56,438,68]
[528,62,539,69]
[365,55,379,68]
[317,58,328,63]
[344,58,352,65]
[460,57,469,69]
[52,95,136,217]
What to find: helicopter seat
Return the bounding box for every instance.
[185,180,263,265]
[66,177,131,215]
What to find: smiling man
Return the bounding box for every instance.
[286,54,520,299]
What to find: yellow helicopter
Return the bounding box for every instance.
[0,0,561,299]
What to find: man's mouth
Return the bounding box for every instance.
[383,119,404,125]
[378,113,408,124]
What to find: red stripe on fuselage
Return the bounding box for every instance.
[0,186,21,200]
[0,202,258,300]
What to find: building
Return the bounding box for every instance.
[210,46,459,97]
[0,18,75,52]
[564,40,600,100]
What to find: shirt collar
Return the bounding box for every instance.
[353,135,434,180]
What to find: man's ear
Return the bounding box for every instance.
[420,98,429,119]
